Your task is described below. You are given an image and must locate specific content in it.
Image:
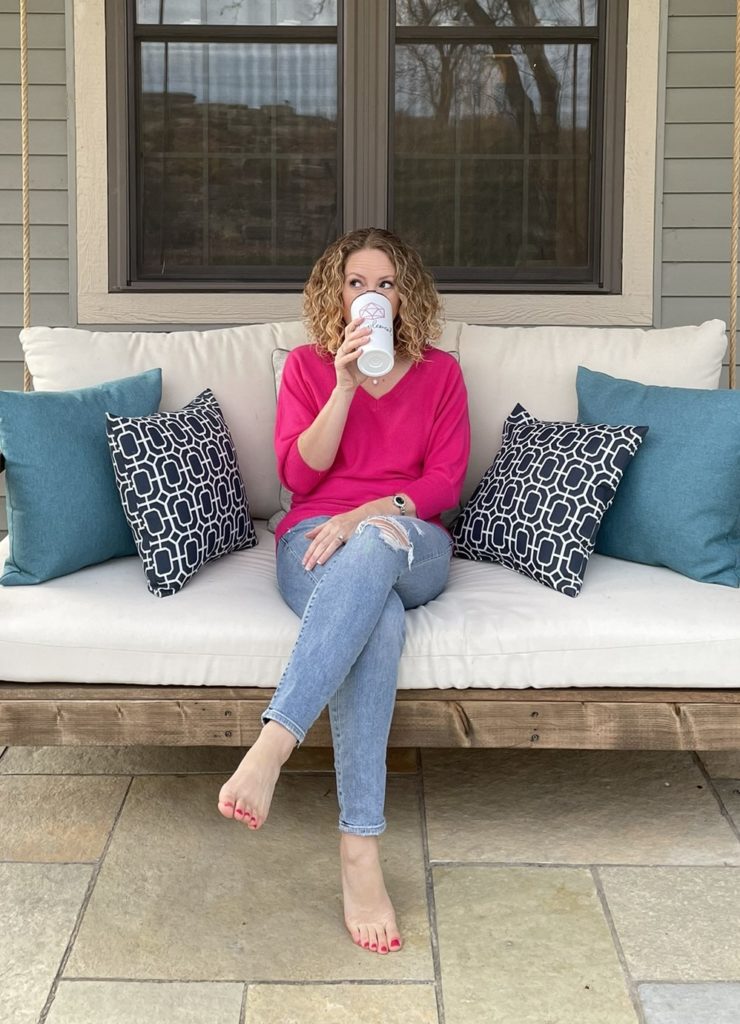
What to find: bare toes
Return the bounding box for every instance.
[235,804,256,826]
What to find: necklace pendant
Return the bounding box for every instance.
[372,378,379,385]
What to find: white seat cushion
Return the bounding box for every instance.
[2,523,739,689]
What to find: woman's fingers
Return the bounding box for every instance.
[335,322,372,388]
[304,541,332,569]
[302,527,346,569]
[341,330,370,355]
[336,346,363,363]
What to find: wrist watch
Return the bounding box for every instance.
[392,494,408,516]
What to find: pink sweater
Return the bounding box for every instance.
[273,344,471,543]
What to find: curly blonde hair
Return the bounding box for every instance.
[302,228,443,364]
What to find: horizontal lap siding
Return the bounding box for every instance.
[0,2,69,540]
[662,3,737,377]
[0,2,735,541]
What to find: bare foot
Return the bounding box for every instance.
[340,833,403,954]
[217,721,297,829]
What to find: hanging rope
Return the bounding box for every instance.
[19,0,32,393]
[729,0,740,389]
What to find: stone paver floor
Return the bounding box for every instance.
[1,744,740,1024]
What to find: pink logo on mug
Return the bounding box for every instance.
[358,300,386,320]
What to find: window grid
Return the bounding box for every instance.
[110,0,624,292]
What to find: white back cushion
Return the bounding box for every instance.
[459,319,727,504]
[20,318,726,517]
[20,320,464,520]
[20,322,311,519]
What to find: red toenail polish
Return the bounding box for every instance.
[224,802,233,808]
[390,939,400,948]
[380,946,387,952]
[235,809,243,815]
[370,944,377,950]
[362,942,369,948]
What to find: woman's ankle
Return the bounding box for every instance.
[339,833,380,860]
[257,720,298,764]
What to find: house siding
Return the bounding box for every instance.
[662,0,737,390]
[0,0,736,540]
[0,0,68,540]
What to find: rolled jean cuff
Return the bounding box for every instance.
[260,709,306,748]
[338,818,387,836]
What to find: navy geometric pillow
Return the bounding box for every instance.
[452,403,648,597]
[105,388,257,597]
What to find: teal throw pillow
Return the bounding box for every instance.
[0,369,162,586]
[576,366,740,586]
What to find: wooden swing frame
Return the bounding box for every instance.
[2,0,740,751]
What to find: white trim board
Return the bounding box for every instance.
[72,0,661,326]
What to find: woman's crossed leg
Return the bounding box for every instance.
[217,514,452,953]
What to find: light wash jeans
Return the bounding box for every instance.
[261,513,453,836]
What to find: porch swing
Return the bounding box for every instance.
[3,0,740,751]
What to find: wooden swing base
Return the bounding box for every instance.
[1,683,739,750]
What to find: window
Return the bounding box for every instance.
[106,0,628,294]
[393,1,623,289]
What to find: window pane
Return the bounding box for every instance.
[393,41,592,272]
[396,0,596,28]
[459,159,524,266]
[138,41,338,274]
[394,158,456,265]
[137,0,337,25]
[141,156,204,269]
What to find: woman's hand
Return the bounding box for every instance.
[302,508,368,570]
[334,317,372,392]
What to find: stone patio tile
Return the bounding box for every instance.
[433,865,638,1024]
[0,745,418,775]
[422,749,740,865]
[64,774,433,981]
[0,775,129,861]
[0,746,246,775]
[599,867,740,980]
[698,751,740,778]
[245,983,439,1022]
[713,779,740,833]
[638,982,740,1024]
[0,863,92,1024]
[46,981,244,1024]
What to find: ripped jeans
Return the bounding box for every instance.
[261,514,453,836]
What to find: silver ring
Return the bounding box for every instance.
[337,533,345,543]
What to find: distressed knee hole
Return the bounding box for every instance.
[366,517,410,550]
[356,515,414,569]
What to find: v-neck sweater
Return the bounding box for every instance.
[273,343,471,543]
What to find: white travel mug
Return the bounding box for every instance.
[350,291,395,377]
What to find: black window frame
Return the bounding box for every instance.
[106,0,627,294]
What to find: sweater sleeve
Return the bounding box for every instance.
[403,357,471,521]
[274,349,330,495]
